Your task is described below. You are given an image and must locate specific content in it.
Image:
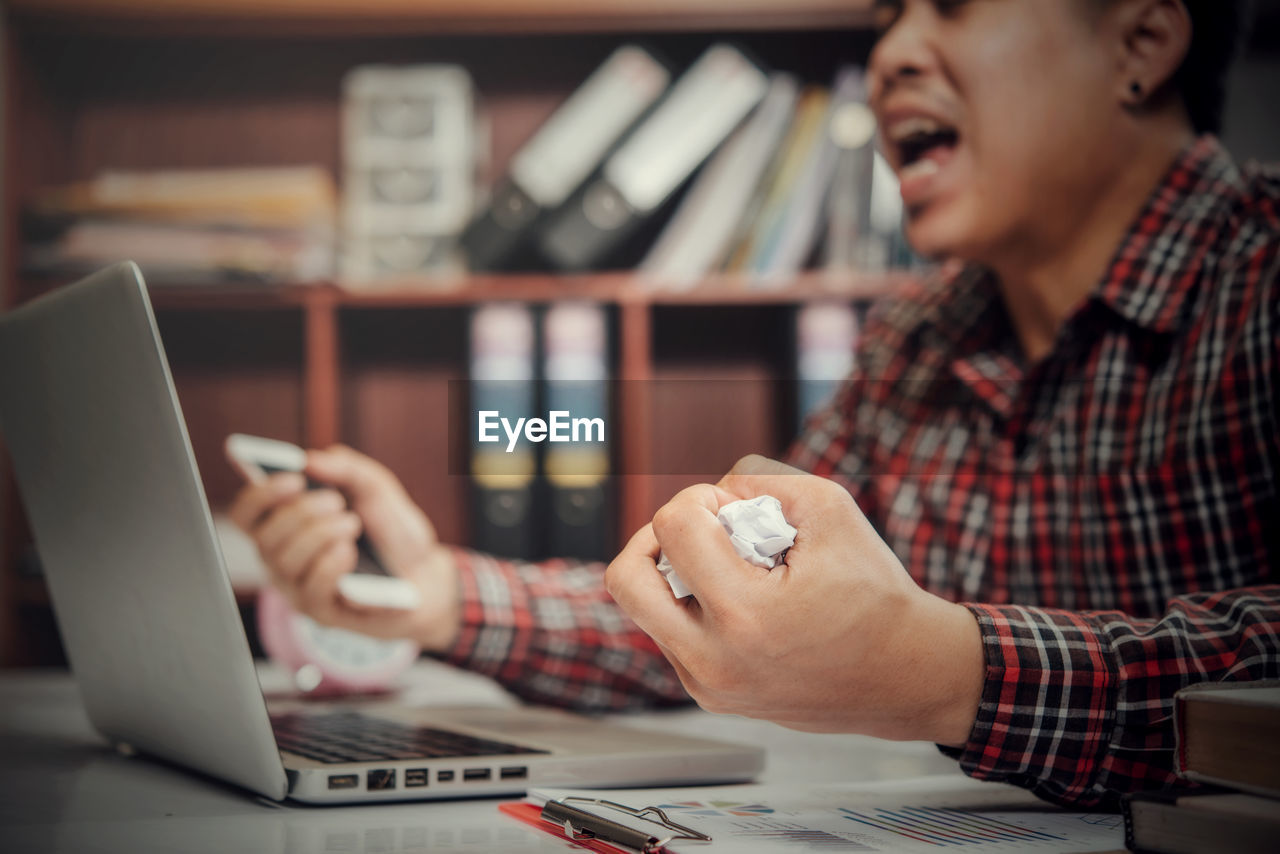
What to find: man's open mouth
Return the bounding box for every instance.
[888,117,960,181]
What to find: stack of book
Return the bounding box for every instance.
[1122,681,1280,853]
[463,45,913,281]
[25,166,337,284]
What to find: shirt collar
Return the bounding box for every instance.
[897,264,1022,419]
[1091,135,1242,333]
[899,136,1241,419]
[909,134,1241,350]
[908,263,999,347]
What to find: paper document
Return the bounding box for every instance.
[523,776,1124,853]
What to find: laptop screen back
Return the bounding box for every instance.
[0,263,288,799]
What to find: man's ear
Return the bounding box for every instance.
[1108,0,1192,108]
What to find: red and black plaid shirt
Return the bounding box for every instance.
[444,136,1280,808]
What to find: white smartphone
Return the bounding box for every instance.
[225,434,423,611]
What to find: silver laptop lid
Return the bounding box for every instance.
[0,263,289,800]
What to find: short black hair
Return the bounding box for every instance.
[1175,0,1250,134]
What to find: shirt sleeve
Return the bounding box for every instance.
[437,547,690,712]
[944,585,1280,809]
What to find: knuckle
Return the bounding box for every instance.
[367,456,395,484]
[650,503,679,540]
[269,553,297,583]
[331,540,358,574]
[603,556,641,606]
[270,540,306,578]
[315,540,353,576]
[674,483,715,506]
[821,476,852,502]
[652,497,696,541]
[260,499,295,534]
[603,560,622,600]
[259,534,287,568]
[310,488,343,510]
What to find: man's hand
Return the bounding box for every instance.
[227,444,461,652]
[605,455,984,746]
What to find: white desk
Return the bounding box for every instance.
[0,660,961,853]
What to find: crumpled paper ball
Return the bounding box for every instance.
[657,495,797,599]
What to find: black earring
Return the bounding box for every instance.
[1129,81,1143,99]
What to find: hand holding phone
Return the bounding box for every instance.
[225,433,423,611]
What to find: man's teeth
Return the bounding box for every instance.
[888,117,947,142]
[900,158,940,181]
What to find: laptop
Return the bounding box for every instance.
[0,262,763,803]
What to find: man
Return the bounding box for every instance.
[232,0,1278,808]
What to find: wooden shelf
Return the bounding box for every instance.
[9,0,875,36]
[21,276,323,310]
[210,271,908,307]
[22,271,910,311]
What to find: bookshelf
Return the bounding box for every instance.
[0,1,901,666]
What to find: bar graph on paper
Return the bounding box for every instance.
[839,807,1122,850]
[651,798,1122,852]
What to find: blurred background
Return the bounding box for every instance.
[1,0,1277,668]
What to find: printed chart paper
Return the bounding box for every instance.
[525,775,1123,853]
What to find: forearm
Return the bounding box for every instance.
[438,547,690,712]
[947,585,1280,808]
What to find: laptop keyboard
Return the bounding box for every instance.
[270,711,549,765]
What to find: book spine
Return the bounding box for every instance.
[469,303,539,559]
[751,66,865,278]
[795,301,860,432]
[639,72,799,287]
[542,303,612,561]
[824,69,880,272]
[729,86,830,274]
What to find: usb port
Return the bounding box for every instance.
[463,768,491,782]
[500,766,528,780]
[437,770,455,782]
[366,769,396,791]
[404,768,428,788]
[328,774,359,790]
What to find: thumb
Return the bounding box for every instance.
[718,455,861,530]
[717,454,808,498]
[305,444,397,504]
[308,445,438,569]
